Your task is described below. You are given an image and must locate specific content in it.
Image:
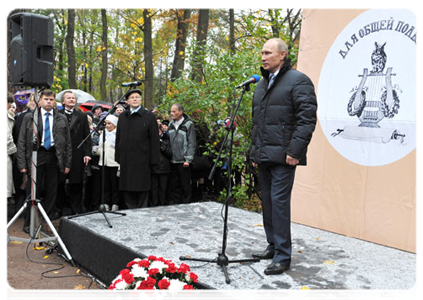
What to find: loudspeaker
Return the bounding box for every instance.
[9,13,54,87]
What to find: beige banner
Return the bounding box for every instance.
[293,9,416,252]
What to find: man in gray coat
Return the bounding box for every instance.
[250,38,317,275]
[17,89,72,222]
[168,103,196,204]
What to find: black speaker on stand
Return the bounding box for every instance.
[9,12,54,87]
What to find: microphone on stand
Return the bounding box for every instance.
[235,75,260,89]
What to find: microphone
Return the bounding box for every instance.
[235,75,260,89]
[121,80,143,87]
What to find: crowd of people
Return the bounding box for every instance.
[6,88,224,233]
[7,38,317,277]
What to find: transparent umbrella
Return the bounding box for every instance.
[56,89,96,104]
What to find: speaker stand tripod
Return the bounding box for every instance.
[6,88,74,265]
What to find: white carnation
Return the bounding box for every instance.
[167,279,186,291]
[114,276,129,290]
[131,265,148,278]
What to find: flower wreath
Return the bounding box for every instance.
[109,256,198,290]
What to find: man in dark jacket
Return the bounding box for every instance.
[150,119,172,207]
[17,89,72,221]
[115,89,160,209]
[168,103,196,204]
[250,38,317,275]
[56,91,92,216]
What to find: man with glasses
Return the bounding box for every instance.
[115,89,160,209]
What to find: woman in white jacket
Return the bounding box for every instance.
[96,115,120,211]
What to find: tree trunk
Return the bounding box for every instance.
[4,8,29,94]
[229,9,236,55]
[170,9,191,82]
[143,9,153,109]
[65,9,77,89]
[190,9,209,83]
[100,9,108,101]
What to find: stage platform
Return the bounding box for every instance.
[59,201,415,290]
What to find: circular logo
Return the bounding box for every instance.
[318,9,416,166]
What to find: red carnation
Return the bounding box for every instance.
[178,263,190,273]
[183,284,194,297]
[128,291,140,300]
[144,277,157,287]
[148,255,157,261]
[138,276,156,289]
[189,272,198,283]
[138,260,150,268]
[120,269,134,284]
[126,260,137,268]
[148,268,160,277]
[120,269,130,276]
[166,263,177,274]
[158,279,171,289]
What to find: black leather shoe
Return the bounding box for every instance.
[252,249,274,260]
[264,262,290,275]
[23,225,29,234]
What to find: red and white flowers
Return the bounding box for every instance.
[109,256,198,290]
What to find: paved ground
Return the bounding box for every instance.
[5,201,419,299]
[4,202,105,300]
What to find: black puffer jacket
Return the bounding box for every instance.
[250,59,317,166]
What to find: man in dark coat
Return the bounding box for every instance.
[115,89,160,209]
[56,91,92,216]
[250,38,317,275]
[17,89,72,222]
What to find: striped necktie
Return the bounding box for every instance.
[268,74,275,88]
[44,112,51,150]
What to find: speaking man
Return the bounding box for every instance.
[250,38,317,275]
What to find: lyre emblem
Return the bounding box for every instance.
[332,42,404,143]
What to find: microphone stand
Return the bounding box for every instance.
[67,88,136,227]
[179,84,260,284]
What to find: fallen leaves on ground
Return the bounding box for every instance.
[74,284,86,290]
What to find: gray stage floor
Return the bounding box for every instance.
[69,201,416,290]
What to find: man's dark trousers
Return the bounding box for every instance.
[36,147,59,216]
[170,163,192,204]
[258,162,296,265]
